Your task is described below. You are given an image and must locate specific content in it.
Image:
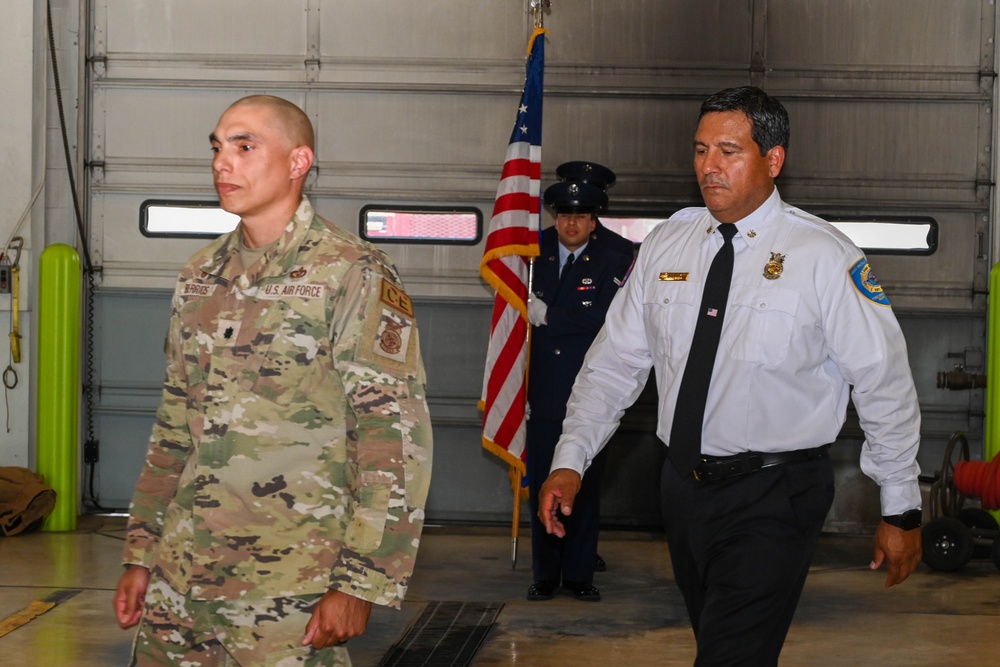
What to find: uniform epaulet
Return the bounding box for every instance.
[782,206,856,252]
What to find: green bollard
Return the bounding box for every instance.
[36,244,81,532]
[985,262,1000,524]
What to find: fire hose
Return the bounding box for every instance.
[953,453,1000,510]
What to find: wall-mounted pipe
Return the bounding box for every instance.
[936,368,987,390]
[36,244,81,532]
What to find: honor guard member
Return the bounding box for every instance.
[525,166,634,602]
[114,95,433,667]
[538,87,922,665]
[556,160,636,261]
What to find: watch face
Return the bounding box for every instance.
[901,509,922,530]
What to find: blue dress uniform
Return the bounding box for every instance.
[527,175,634,600]
[556,161,636,262]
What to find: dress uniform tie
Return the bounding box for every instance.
[668,223,738,477]
[560,252,575,283]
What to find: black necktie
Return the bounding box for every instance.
[560,252,575,283]
[668,223,738,477]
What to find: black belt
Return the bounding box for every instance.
[691,445,830,483]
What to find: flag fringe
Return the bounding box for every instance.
[482,435,527,477]
[526,27,548,56]
[480,261,534,319]
[481,437,529,501]
[481,243,539,269]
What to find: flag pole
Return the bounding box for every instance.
[510,0,550,572]
[480,0,547,570]
[511,467,522,569]
[512,256,537,570]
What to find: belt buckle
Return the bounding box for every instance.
[692,458,718,482]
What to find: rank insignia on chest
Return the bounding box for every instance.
[763,252,786,280]
[216,319,241,345]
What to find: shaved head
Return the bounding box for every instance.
[210,95,317,244]
[227,95,315,152]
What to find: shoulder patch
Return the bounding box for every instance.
[848,257,891,307]
[381,279,414,318]
[373,309,413,364]
[355,276,421,377]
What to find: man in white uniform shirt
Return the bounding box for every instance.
[537,86,922,666]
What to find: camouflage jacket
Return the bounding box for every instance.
[123,197,433,608]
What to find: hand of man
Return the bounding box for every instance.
[302,589,372,649]
[538,468,582,538]
[869,522,922,588]
[527,297,548,326]
[113,564,151,629]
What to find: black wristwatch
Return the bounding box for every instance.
[882,509,922,530]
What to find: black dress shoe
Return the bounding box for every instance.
[594,553,607,572]
[562,580,601,602]
[526,580,555,601]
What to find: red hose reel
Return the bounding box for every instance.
[922,433,1000,572]
[953,452,1000,511]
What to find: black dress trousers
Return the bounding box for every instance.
[528,416,607,584]
[659,455,835,667]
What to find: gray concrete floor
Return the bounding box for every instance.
[0,515,997,666]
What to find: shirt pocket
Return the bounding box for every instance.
[642,280,702,359]
[239,299,331,407]
[343,470,394,552]
[175,293,219,391]
[726,284,800,366]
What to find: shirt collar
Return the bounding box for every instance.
[701,186,781,250]
[560,240,588,264]
[200,196,315,284]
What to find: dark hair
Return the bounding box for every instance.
[699,86,789,156]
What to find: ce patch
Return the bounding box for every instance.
[359,277,420,377]
[849,257,890,306]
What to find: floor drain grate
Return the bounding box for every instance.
[377,600,505,667]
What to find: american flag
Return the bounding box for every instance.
[707,307,719,317]
[479,27,546,478]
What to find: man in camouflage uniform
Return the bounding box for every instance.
[113,95,433,667]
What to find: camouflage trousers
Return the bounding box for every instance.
[130,576,351,667]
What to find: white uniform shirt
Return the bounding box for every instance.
[551,188,921,515]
